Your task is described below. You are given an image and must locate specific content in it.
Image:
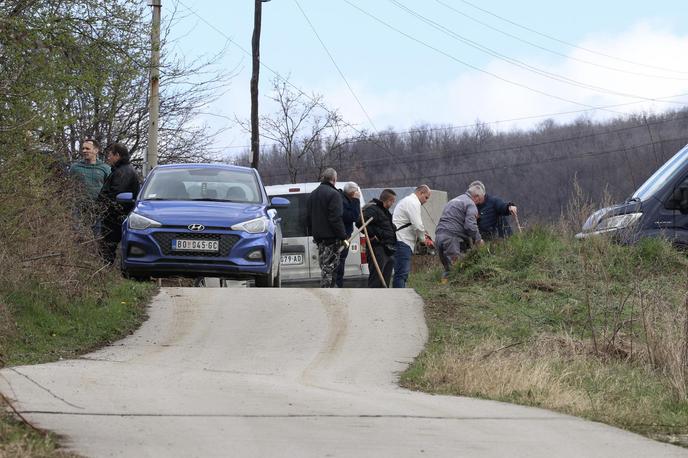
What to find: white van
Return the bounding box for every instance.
[265,182,369,287]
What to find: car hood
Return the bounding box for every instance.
[134,200,265,227]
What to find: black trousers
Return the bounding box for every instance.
[334,246,349,287]
[368,245,394,288]
[100,217,123,265]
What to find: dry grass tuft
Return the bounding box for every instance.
[422,338,589,412]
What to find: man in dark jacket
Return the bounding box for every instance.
[360,189,397,288]
[470,181,518,241]
[98,143,141,265]
[306,168,348,288]
[335,181,361,287]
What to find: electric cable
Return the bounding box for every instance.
[434,0,688,82]
[455,0,688,75]
[388,0,687,104]
[293,0,378,131]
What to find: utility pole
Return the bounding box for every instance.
[145,0,161,177]
[250,0,270,169]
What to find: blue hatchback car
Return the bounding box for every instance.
[117,163,289,286]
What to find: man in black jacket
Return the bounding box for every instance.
[470,181,518,241]
[306,168,348,288]
[98,143,141,265]
[335,181,361,287]
[360,189,397,288]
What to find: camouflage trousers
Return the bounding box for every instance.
[317,240,342,288]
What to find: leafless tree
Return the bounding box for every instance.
[238,77,355,183]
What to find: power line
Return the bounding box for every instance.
[259,115,688,182]
[177,0,687,156]
[388,0,688,104]
[341,0,628,115]
[434,0,688,82]
[383,136,688,184]
[455,0,688,76]
[216,95,688,151]
[175,0,371,139]
[293,0,378,131]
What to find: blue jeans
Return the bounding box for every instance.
[393,241,413,288]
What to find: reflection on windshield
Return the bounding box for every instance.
[142,168,262,203]
[633,144,688,201]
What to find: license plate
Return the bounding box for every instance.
[281,254,303,265]
[172,239,219,252]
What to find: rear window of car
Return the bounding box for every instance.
[274,193,309,238]
[142,168,262,203]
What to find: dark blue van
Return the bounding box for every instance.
[576,143,688,247]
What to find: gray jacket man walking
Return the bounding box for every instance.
[435,183,485,283]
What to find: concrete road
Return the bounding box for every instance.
[0,289,684,457]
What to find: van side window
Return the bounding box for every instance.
[665,176,688,212]
[274,194,310,237]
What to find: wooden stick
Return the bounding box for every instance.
[359,207,388,288]
[513,213,523,233]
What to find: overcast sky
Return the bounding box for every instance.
[166,0,688,156]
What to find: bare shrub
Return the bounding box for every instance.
[0,155,107,297]
[638,282,688,400]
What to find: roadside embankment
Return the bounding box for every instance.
[405,228,688,447]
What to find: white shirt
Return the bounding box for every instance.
[393,193,426,251]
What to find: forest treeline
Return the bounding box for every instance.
[246,108,688,222]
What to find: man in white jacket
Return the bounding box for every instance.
[392,185,431,288]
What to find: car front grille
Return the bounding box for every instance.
[152,232,239,257]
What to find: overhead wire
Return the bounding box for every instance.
[341,0,635,115]
[218,93,688,151]
[455,0,688,76]
[176,0,688,160]
[388,0,688,104]
[293,0,378,131]
[259,113,688,181]
[175,0,372,139]
[434,0,688,82]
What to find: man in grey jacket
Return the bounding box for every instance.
[435,183,486,283]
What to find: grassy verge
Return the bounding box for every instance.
[403,228,688,446]
[0,273,156,456]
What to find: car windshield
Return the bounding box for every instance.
[632,144,688,201]
[142,167,262,203]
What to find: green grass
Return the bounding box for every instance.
[404,229,688,446]
[0,274,156,456]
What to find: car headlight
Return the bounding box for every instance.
[595,212,642,232]
[231,216,269,233]
[128,212,162,230]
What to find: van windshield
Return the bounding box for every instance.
[632,144,688,201]
[274,194,309,238]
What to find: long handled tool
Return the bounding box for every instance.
[359,207,389,288]
[513,213,523,234]
[338,217,373,253]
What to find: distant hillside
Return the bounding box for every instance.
[251,108,688,224]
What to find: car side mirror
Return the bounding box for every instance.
[116,192,134,203]
[269,196,290,209]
